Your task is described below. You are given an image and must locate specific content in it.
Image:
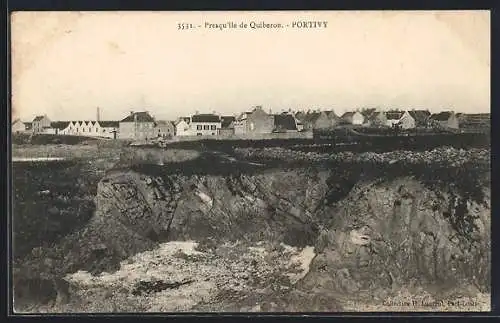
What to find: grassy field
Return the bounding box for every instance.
[12,144,201,165]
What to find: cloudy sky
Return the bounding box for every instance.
[11,10,490,122]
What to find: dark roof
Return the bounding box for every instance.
[303,112,321,123]
[154,120,175,129]
[430,111,454,121]
[33,115,46,122]
[50,121,71,130]
[120,111,155,123]
[408,110,431,123]
[12,118,21,124]
[99,121,119,127]
[191,114,220,123]
[221,116,236,128]
[324,111,340,119]
[341,112,355,119]
[274,114,297,131]
[24,122,32,126]
[385,111,405,120]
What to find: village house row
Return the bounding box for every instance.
[11,106,490,140]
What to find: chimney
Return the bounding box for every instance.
[96,107,100,121]
[195,110,199,115]
[130,111,134,116]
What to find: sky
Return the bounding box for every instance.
[11,10,490,122]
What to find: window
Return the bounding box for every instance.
[212,132,215,135]
[211,125,216,130]
[82,128,85,132]
[197,125,202,130]
[197,133,202,136]
[89,127,91,132]
[96,128,98,132]
[203,125,209,130]
[103,129,106,132]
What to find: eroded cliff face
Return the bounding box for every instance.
[95,167,330,248]
[14,152,491,311]
[300,178,490,304]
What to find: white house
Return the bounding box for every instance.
[174,117,191,136]
[190,114,222,136]
[341,111,365,125]
[97,121,119,139]
[47,120,119,138]
[12,119,27,133]
[385,111,416,129]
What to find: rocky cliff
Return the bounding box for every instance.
[14,148,491,311]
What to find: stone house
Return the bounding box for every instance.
[32,115,51,133]
[385,111,416,129]
[429,111,459,129]
[234,106,274,134]
[119,111,156,140]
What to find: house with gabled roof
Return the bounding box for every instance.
[97,121,119,139]
[299,110,340,130]
[153,120,175,139]
[220,116,236,136]
[385,110,416,129]
[341,111,364,125]
[12,119,27,133]
[48,121,71,135]
[174,117,191,137]
[234,106,274,134]
[190,113,222,136]
[408,110,431,127]
[32,115,51,133]
[429,111,459,129]
[360,109,387,127]
[273,113,298,133]
[119,111,156,139]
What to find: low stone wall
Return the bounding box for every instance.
[171,131,313,142]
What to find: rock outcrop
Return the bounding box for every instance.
[13,147,491,310]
